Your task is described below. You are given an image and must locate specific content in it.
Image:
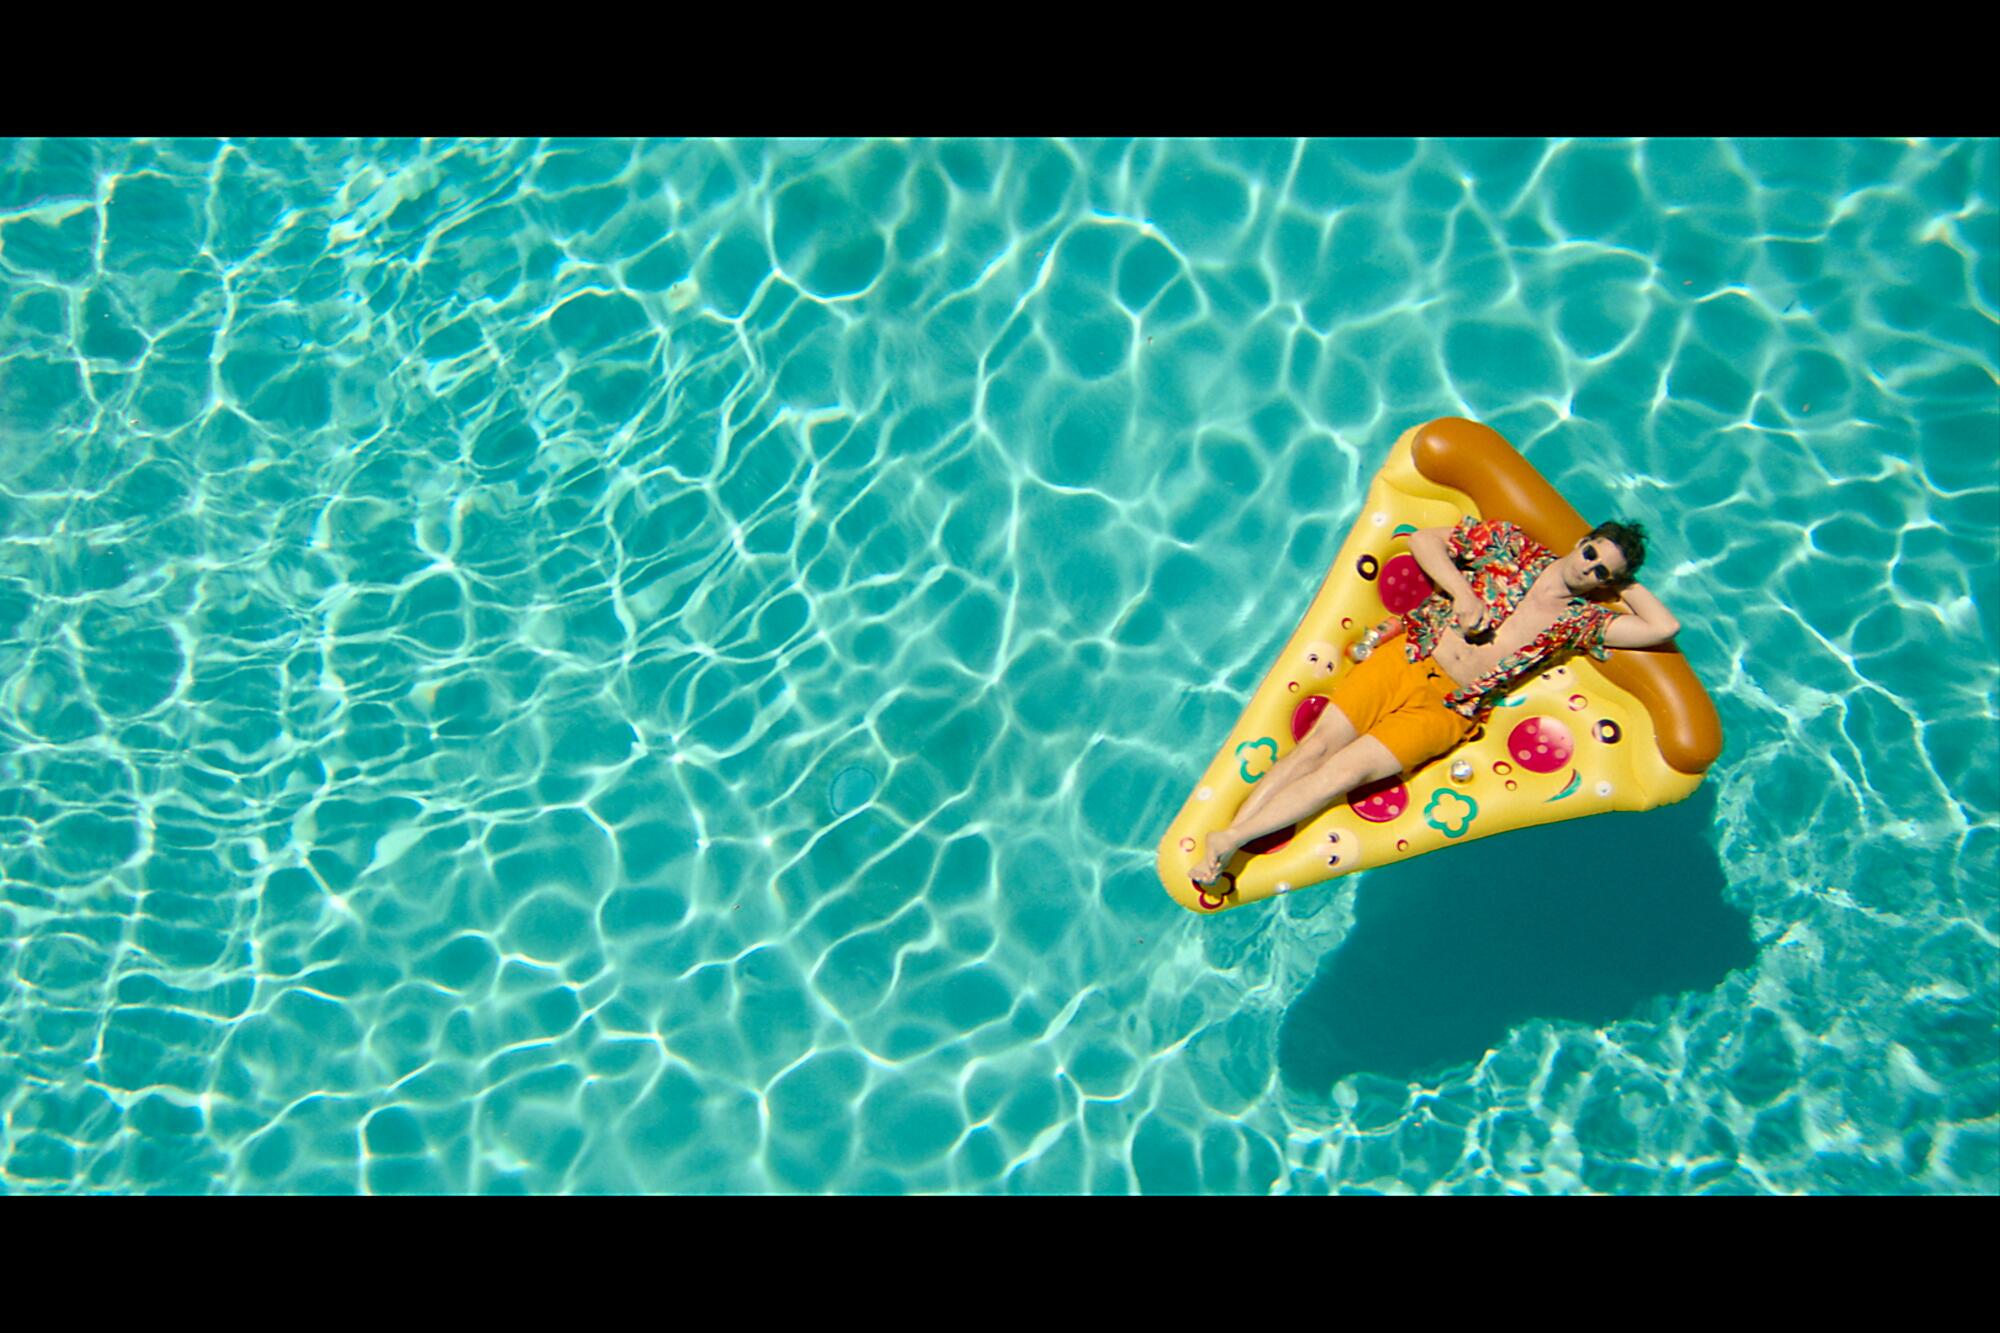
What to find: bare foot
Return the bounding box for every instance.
[1191,829,1241,886]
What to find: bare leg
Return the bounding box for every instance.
[1230,705,1359,831]
[1192,735,1402,885]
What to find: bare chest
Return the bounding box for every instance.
[1432,592,1571,685]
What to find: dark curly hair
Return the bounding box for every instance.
[1587,520,1649,588]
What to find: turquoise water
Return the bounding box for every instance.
[1,137,1994,1195]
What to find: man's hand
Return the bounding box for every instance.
[1452,593,1490,640]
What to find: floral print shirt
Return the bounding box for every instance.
[1396,516,1622,720]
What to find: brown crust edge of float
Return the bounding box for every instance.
[1410,417,1724,777]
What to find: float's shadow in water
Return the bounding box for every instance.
[1277,783,1753,1092]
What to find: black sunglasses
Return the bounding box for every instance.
[1580,541,1613,583]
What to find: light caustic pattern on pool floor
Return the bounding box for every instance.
[0,137,1994,1193]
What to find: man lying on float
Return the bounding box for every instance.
[1190,516,1685,885]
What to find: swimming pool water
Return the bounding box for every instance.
[0,137,1994,1194]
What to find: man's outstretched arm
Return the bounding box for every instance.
[1603,582,1682,648]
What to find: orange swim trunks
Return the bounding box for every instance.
[1325,646,1478,774]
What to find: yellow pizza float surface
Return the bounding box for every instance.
[1154,417,1725,916]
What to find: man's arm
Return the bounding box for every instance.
[1602,582,1682,648]
[1408,525,1483,622]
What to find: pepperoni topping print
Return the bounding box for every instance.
[1349,777,1409,823]
[1506,716,1574,774]
[1375,554,1435,616]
